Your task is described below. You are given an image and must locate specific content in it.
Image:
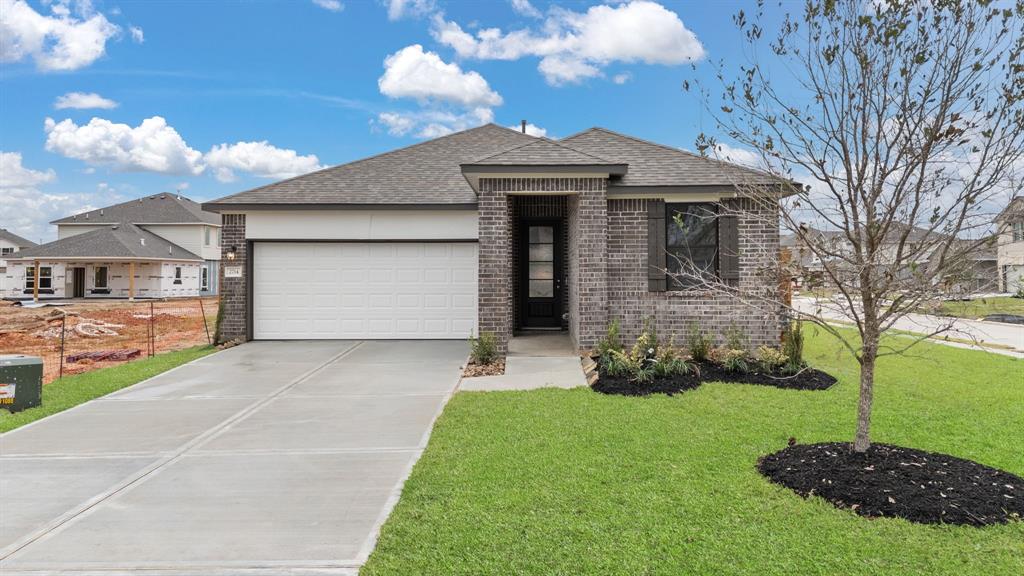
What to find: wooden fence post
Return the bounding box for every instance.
[199,299,212,345]
[58,311,66,379]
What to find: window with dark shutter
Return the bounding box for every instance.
[719,214,740,287]
[665,203,719,290]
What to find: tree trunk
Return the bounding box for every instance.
[854,335,879,452]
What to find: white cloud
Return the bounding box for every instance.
[379,44,502,108]
[510,0,541,18]
[54,91,119,110]
[0,151,92,243]
[377,107,494,139]
[44,116,205,175]
[506,122,548,137]
[713,143,764,169]
[612,72,632,84]
[204,141,324,182]
[387,0,434,21]
[129,25,143,43]
[432,1,704,85]
[0,0,120,71]
[312,0,343,12]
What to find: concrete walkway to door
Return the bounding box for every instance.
[0,339,467,576]
[460,332,587,391]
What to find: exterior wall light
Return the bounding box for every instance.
[226,246,237,261]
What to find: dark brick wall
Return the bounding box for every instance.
[606,198,782,348]
[477,180,513,352]
[218,213,247,342]
[571,180,609,349]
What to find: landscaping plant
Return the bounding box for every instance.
[469,331,499,365]
[594,318,623,360]
[685,323,713,363]
[781,320,804,374]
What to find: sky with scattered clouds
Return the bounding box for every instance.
[1,0,769,242]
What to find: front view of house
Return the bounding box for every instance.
[204,124,785,352]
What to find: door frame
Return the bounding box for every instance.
[72,267,86,298]
[516,217,565,330]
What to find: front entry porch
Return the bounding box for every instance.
[512,196,569,333]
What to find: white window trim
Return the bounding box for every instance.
[200,266,209,291]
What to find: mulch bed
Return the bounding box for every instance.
[758,442,1024,526]
[589,359,837,396]
[463,359,505,378]
[696,362,837,390]
[590,371,701,396]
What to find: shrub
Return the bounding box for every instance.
[652,338,694,378]
[724,323,750,352]
[469,331,499,365]
[595,318,623,359]
[608,350,656,384]
[1015,286,1024,299]
[781,320,805,372]
[756,345,788,372]
[721,348,750,373]
[632,318,660,361]
[686,323,713,362]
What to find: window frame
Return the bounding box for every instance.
[94,266,108,289]
[200,266,209,291]
[173,266,183,285]
[1013,222,1024,243]
[25,266,53,290]
[665,202,719,290]
[1,247,13,256]
[204,226,211,246]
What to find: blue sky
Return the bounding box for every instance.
[1,0,772,242]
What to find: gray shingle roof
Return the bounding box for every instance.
[0,229,37,248]
[206,124,537,207]
[467,138,619,166]
[52,194,220,225]
[559,127,779,187]
[12,223,202,261]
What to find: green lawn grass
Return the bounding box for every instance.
[363,329,1024,576]
[0,345,215,433]
[931,296,1024,319]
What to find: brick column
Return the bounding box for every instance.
[477,179,512,353]
[571,178,608,349]
[219,213,248,342]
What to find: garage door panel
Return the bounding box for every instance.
[253,242,478,339]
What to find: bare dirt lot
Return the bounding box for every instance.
[0,298,218,383]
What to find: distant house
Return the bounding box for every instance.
[995,196,1024,293]
[3,194,221,300]
[0,229,38,293]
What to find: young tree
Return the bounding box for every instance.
[679,0,1023,452]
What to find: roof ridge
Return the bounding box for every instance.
[52,192,214,224]
[469,136,617,164]
[210,123,532,204]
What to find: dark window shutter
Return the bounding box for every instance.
[647,200,667,292]
[719,213,740,287]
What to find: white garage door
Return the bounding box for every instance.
[253,242,477,339]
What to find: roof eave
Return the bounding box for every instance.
[201,202,478,213]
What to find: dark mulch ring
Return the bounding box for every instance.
[696,362,837,391]
[590,371,701,396]
[758,442,1024,527]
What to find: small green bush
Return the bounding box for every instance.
[686,323,713,362]
[723,323,749,352]
[1015,286,1024,299]
[721,348,750,373]
[652,338,693,378]
[755,345,788,372]
[595,318,623,359]
[469,331,499,365]
[781,320,805,372]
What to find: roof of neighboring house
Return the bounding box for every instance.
[996,196,1023,223]
[52,194,220,225]
[204,123,785,210]
[206,124,536,208]
[559,127,779,188]
[12,223,203,261]
[0,229,37,248]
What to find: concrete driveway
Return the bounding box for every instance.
[0,340,467,575]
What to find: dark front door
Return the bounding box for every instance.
[520,221,563,328]
[72,267,85,298]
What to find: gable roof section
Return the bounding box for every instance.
[12,223,202,261]
[0,229,37,248]
[467,138,621,166]
[559,127,779,189]
[205,124,537,209]
[53,194,220,225]
[996,196,1023,223]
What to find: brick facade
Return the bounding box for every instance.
[218,213,247,342]
[606,198,782,348]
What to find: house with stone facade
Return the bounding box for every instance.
[203,124,787,351]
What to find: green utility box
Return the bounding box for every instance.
[0,355,43,413]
